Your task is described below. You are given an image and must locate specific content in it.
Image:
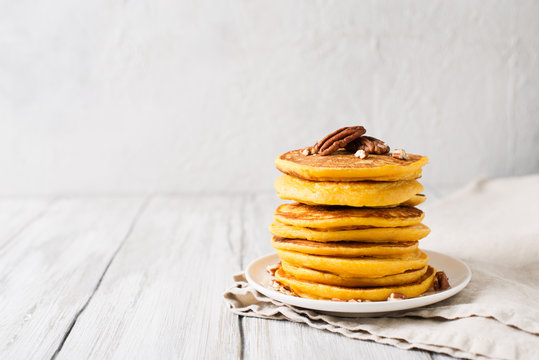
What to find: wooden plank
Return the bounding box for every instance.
[241,194,437,360]
[0,197,145,360]
[0,197,52,248]
[56,196,244,359]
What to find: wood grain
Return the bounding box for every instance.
[0,197,52,249]
[56,196,244,359]
[0,197,144,359]
[0,195,457,359]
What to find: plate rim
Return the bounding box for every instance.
[245,249,472,314]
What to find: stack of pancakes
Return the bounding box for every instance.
[269,149,436,301]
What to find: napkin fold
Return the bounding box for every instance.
[224,175,539,360]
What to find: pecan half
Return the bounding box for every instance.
[433,271,451,291]
[312,126,366,156]
[345,136,390,157]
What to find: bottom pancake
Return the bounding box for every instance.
[281,261,429,287]
[275,265,436,301]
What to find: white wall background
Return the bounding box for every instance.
[1,1,538,195]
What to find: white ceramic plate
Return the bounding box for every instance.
[245,250,471,317]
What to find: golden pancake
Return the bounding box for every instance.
[270,221,430,243]
[274,203,424,229]
[275,265,436,301]
[276,249,429,278]
[275,174,424,207]
[281,261,429,287]
[271,237,418,257]
[272,237,419,256]
[275,149,428,182]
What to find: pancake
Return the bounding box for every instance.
[270,221,430,242]
[272,237,418,257]
[272,237,419,256]
[276,249,429,278]
[275,149,428,182]
[274,203,424,229]
[275,265,436,301]
[281,261,429,287]
[275,174,424,207]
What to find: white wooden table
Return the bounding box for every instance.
[0,194,456,359]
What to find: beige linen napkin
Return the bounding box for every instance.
[224,174,539,360]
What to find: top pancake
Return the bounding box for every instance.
[275,149,428,181]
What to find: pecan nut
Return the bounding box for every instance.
[266,262,280,276]
[354,149,367,159]
[312,126,366,156]
[433,271,451,291]
[392,148,409,160]
[387,292,408,301]
[345,136,390,157]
